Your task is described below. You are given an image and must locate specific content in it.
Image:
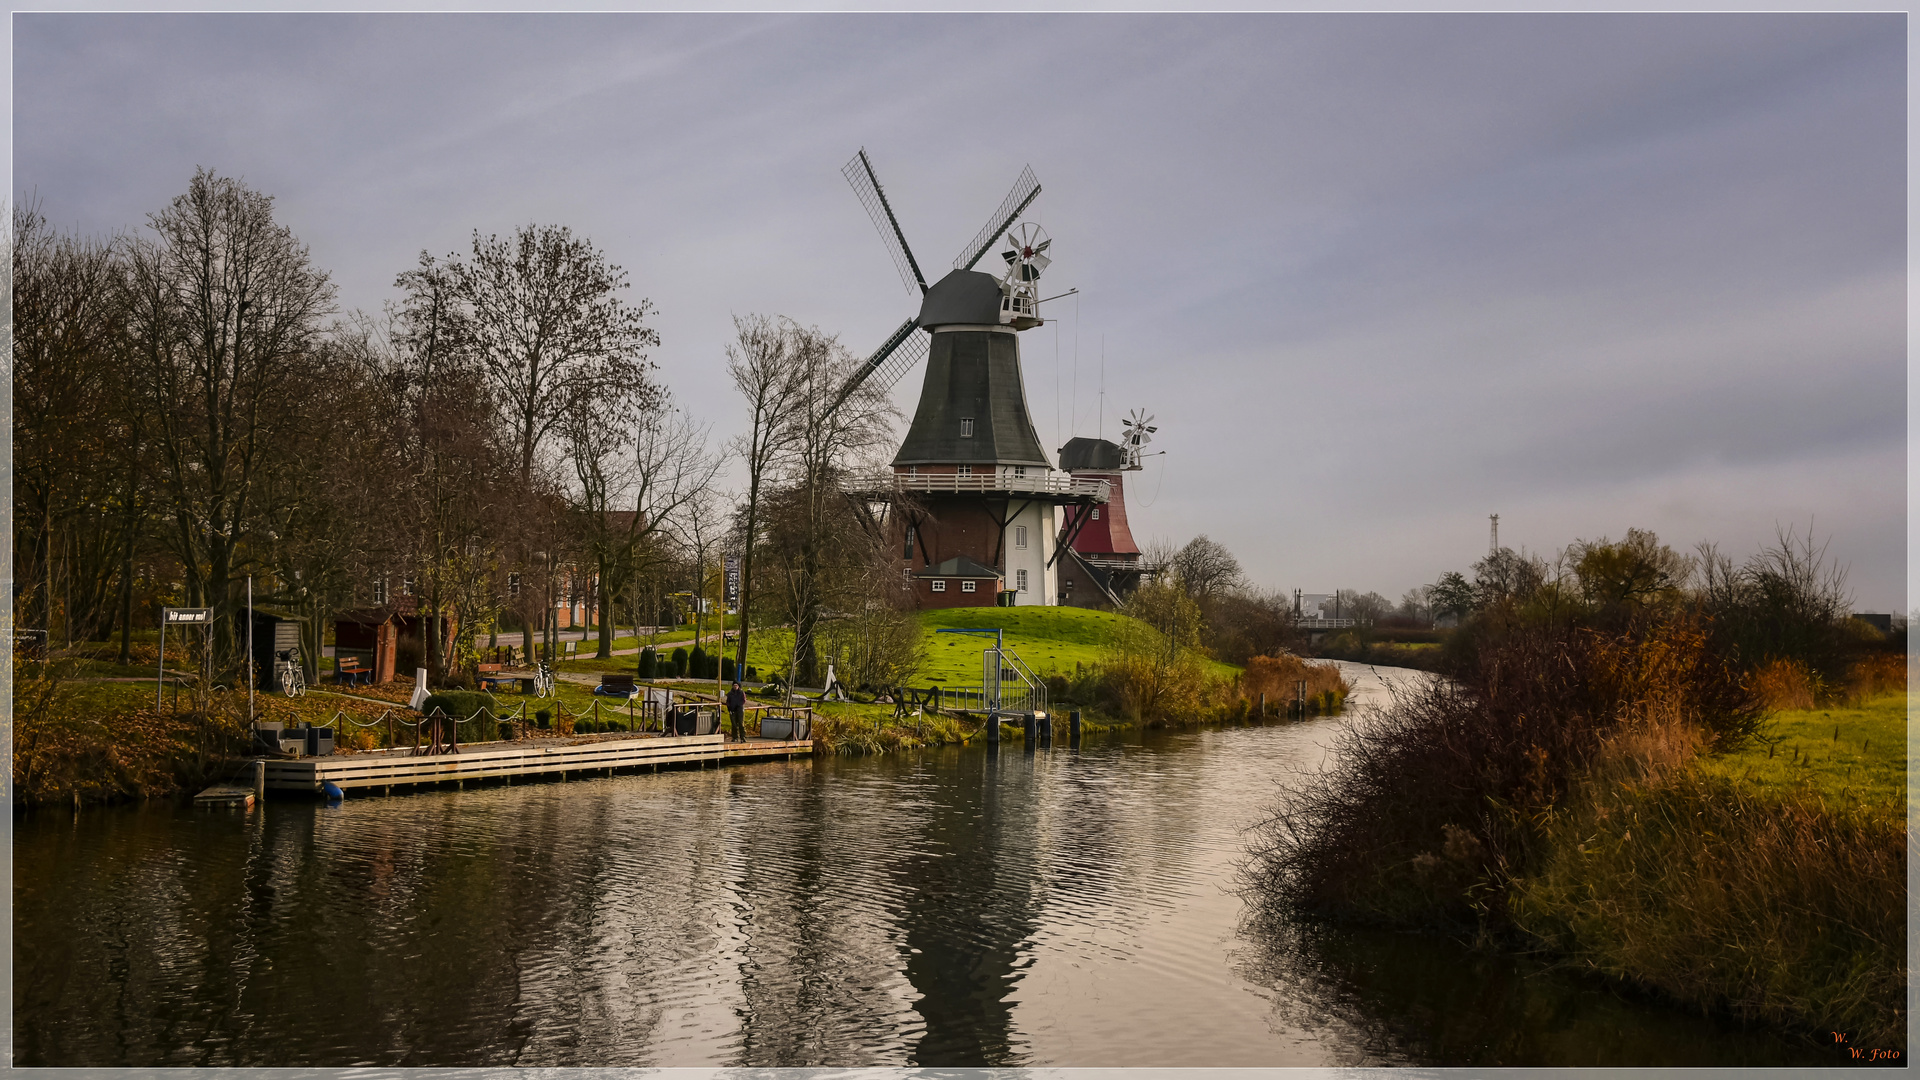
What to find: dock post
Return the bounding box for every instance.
[1038,712,1052,748]
[1069,710,1081,748]
[1022,712,1035,751]
[986,712,1000,744]
[252,760,265,803]
[1259,693,1266,720]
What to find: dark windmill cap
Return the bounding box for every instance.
[1058,436,1126,472]
[917,269,1004,329]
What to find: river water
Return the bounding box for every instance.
[13,663,1834,1068]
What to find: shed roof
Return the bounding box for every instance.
[915,556,1003,580]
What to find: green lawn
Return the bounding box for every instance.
[914,606,1241,684]
[569,605,1245,689]
[1701,691,1908,803]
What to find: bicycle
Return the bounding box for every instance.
[276,649,306,697]
[532,659,555,698]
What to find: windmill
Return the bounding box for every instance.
[831,149,1050,416]
[1120,409,1158,470]
[1055,407,1161,609]
[836,148,1104,610]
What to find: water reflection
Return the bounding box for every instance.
[1237,919,1837,1068]
[13,698,1841,1068]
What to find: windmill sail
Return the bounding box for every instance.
[952,165,1040,272]
[830,317,928,414]
[843,149,927,296]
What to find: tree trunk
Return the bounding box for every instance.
[595,552,614,659]
[734,488,759,681]
[116,542,135,666]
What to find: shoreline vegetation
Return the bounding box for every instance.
[12,601,1353,806]
[1243,527,1908,1052]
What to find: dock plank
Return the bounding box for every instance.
[260,733,814,793]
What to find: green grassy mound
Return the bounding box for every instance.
[915,606,1240,684]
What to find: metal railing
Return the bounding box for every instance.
[847,471,1110,502]
[1295,618,1357,629]
[931,684,1046,716]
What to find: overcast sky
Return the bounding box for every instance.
[13,13,1906,610]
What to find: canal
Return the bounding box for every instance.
[14,663,1834,1067]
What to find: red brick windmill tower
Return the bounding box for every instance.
[833,150,1107,608]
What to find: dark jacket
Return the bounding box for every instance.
[725,687,746,713]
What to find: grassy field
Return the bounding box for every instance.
[1699,691,1907,802]
[1510,689,1911,1047]
[914,606,1242,683]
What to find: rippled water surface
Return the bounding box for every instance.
[15,664,1835,1067]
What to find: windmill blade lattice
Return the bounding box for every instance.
[953,164,1040,272]
[843,149,926,296]
[828,318,929,416]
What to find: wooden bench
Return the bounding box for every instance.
[334,657,372,686]
[477,663,517,692]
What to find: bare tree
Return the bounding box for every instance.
[1333,589,1393,626]
[11,204,141,651]
[122,169,336,671]
[767,324,896,686]
[567,398,720,659]
[725,314,807,685]
[1171,535,1243,599]
[450,224,660,485]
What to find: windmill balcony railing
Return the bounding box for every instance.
[851,471,1111,502]
[1075,553,1144,571]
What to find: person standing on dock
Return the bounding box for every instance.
[726,681,746,741]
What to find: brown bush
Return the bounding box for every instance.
[1749,657,1819,710]
[1243,611,1760,931]
[1843,653,1905,703]
[1241,653,1350,713]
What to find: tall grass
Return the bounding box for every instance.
[1243,613,1760,930]
[1239,653,1350,715]
[1513,734,1906,1045]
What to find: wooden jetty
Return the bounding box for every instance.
[193,784,256,809]
[254,733,814,796]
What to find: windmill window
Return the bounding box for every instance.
[1016,569,1029,591]
[372,578,387,604]
[960,418,974,438]
[961,581,977,593]
[1091,507,1101,520]
[958,464,972,477]
[1015,526,1028,549]
[903,526,915,558]
[508,573,521,597]
[931,580,947,593]
[1013,465,1027,477]
[403,575,416,596]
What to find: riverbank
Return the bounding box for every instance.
[1510,690,1907,1050]
[1245,626,1908,1052]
